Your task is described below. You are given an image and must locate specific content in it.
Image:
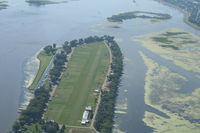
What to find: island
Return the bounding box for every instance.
[25,0,67,6]
[12,36,123,133]
[0,1,8,10]
[107,11,171,22]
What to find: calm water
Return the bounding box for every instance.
[0,0,199,132]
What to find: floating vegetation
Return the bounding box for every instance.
[114,110,127,114]
[113,124,126,133]
[115,99,128,115]
[140,52,200,132]
[150,19,161,23]
[134,28,200,73]
[0,1,8,10]
[90,23,120,33]
[107,11,171,22]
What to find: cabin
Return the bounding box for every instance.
[81,106,92,125]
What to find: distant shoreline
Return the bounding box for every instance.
[154,0,200,31]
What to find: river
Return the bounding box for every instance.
[0,0,199,132]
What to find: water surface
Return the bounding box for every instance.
[0,0,199,132]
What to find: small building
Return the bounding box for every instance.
[94,89,100,93]
[85,106,92,111]
[81,106,92,125]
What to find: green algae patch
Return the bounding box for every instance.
[90,23,120,33]
[140,52,200,132]
[113,124,126,133]
[134,28,200,73]
[143,111,200,133]
[115,102,128,114]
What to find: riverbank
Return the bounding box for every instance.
[154,0,200,31]
[94,38,123,133]
[29,51,53,90]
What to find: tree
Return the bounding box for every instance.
[78,38,84,45]
[53,43,57,49]
[64,41,69,46]
[44,45,53,55]
[70,39,78,47]
[12,121,21,133]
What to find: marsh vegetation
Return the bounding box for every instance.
[140,52,200,133]
[107,11,171,22]
[134,28,200,73]
[25,0,67,6]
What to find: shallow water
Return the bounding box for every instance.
[0,0,200,132]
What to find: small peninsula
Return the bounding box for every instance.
[12,36,123,133]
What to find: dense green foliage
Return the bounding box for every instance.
[107,11,171,22]
[94,38,123,133]
[43,44,56,55]
[49,52,67,84]
[13,86,50,132]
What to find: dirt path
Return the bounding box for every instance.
[90,42,112,132]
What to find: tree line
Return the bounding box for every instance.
[94,38,123,133]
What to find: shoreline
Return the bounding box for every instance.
[154,0,200,31]
[28,50,54,90]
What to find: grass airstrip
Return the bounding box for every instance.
[45,42,110,126]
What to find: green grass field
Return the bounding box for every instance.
[45,42,110,126]
[29,51,53,89]
[22,123,43,133]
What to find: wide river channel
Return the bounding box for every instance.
[0,0,199,132]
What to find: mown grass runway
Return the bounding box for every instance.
[45,42,110,126]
